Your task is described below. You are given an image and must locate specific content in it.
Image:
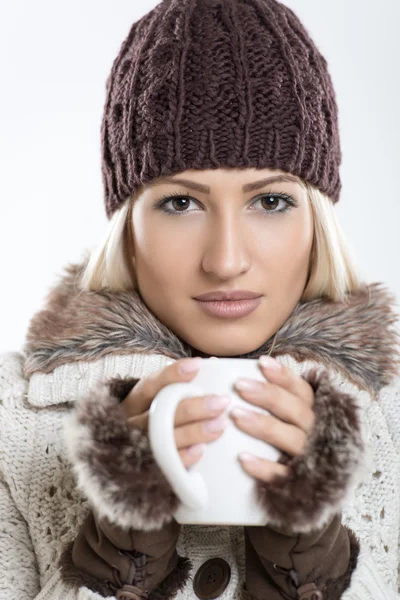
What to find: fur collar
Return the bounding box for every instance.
[23,262,400,396]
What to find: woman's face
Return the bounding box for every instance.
[130,167,314,357]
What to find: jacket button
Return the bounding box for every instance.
[193,558,231,599]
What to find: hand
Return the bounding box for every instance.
[230,355,315,483]
[119,357,231,469]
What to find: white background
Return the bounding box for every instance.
[1,0,399,353]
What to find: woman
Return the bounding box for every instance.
[1,0,399,599]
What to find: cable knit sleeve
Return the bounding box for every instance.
[0,473,41,597]
[0,354,126,600]
[331,373,400,600]
[243,366,400,600]
[0,353,190,600]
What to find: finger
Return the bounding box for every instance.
[238,453,291,483]
[174,394,231,427]
[234,381,315,433]
[125,409,149,432]
[125,414,208,470]
[230,408,308,457]
[174,415,228,450]
[121,357,203,418]
[257,356,314,408]
[179,444,206,469]
[126,392,231,432]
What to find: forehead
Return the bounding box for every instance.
[148,167,304,192]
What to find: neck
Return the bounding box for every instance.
[188,346,219,359]
[188,332,279,360]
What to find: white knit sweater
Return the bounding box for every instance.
[1,349,400,600]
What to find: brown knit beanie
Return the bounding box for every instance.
[101,0,341,219]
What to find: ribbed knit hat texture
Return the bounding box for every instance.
[101,0,342,219]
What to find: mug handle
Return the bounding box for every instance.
[148,382,209,510]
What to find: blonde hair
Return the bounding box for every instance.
[79,181,364,302]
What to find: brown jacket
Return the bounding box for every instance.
[22,262,400,600]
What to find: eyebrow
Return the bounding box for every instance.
[151,174,302,193]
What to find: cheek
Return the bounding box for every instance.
[260,218,312,267]
[131,210,194,288]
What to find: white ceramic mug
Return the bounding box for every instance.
[148,357,280,526]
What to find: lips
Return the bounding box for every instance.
[194,290,262,301]
[194,296,262,319]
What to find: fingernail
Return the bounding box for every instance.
[187,443,206,456]
[180,358,203,374]
[234,378,264,392]
[205,394,231,411]
[205,415,229,432]
[230,407,254,421]
[239,452,258,463]
[259,355,281,370]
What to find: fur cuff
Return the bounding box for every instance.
[63,376,180,531]
[255,367,366,533]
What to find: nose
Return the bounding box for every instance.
[201,214,250,280]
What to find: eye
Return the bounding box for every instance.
[153,192,197,215]
[252,193,296,214]
[153,191,297,216]
[164,193,195,213]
